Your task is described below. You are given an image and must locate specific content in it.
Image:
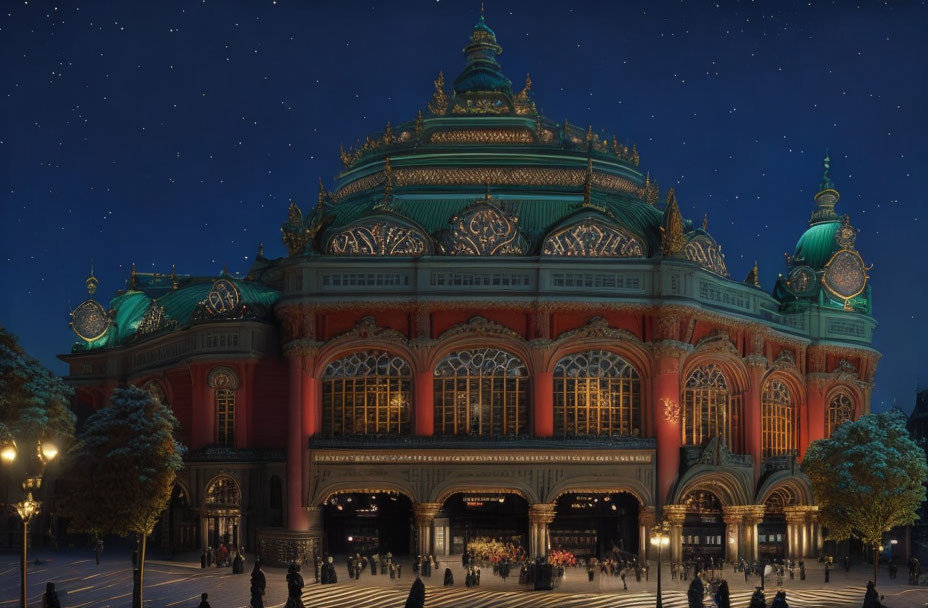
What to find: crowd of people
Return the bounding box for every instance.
[199,542,245,573]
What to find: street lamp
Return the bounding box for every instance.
[1,437,58,608]
[651,522,671,608]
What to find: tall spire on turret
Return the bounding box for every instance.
[85,260,99,296]
[809,151,841,225]
[447,6,513,114]
[661,188,685,256]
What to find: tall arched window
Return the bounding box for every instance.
[553,350,641,436]
[433,348,527,436]
[682,363,742,451]
[321,351,411,436]
[826,392,854,437]
[762,378,795,458]
[208,367,238,446]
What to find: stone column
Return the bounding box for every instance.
[784,506,804,560]
[533,371,554,437]
[663,504,687,565]
[638,506,656,562]
[808,507,822,557]
[742,505,767,562]
[653,343,687,505]
[722,506,743,564]
[745,360,765,483]
[528,504,557,559]
[287,354,309,531]
[413,503,441,557]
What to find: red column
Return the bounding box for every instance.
[234,364,250,449]
[654,351,682,506]
[745,365,764,483]
[288,354,309,531]
[533,371,554,437]
[805,381,826,454]
[415,370,434,436]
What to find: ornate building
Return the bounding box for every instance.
[61,15,878,566]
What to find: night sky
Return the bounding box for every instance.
[1,1,925,413]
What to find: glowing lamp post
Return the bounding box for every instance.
[1,437,58,608]
[651,522,671,608]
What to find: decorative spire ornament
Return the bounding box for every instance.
[702,213,709,231]
[582,157,594,207]
[661,188,685,257]
[428,71,448,115]
[85,260,99,296]
[745,261,761,288]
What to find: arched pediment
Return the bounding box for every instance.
[440,200,526,255]
[683,233,728,276]
[542,214,644,257]
[327,214,431,256]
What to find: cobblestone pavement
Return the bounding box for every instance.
[1,550,927,607]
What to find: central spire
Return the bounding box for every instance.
[809,152,840,226]
[448,9,514,113]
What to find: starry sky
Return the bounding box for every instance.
[1,1,926,413]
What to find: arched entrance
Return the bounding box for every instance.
[440,492,529,556]
[681,490,726,560]
[759,488,793,559]
[166,484,199,552]
[204,476,242,550]
[550,492,640,559]
[323,492,413,556]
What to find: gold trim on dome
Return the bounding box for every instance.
[332,166,639,202]
[429,129,535,145]
[327,220,428,256]
[683,236,729,277]
[542,218,644,258]
[442,202,526,255]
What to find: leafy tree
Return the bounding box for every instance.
[62,385,185,608]
[0,326,76,448]
[802,410,928,585]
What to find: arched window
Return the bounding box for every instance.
[553,350,641,436]
[321,351,411,436]
[208,367,238,446]
[682,363,743,451]
[826,392,854,437]
[433,348,527,436]
[205,476,241,508]
[762,378,795,458]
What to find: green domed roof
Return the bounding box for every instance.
[793,221,840,269]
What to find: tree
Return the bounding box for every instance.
[62,385,185,608]
[0,326,76,450]
[802,410,928,586]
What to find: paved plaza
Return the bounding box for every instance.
[1,550,927,607]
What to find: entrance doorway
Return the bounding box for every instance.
[681,490,725,560]
[323,492,412,556]
[550,492,640,559]
[166,484,199,551]
[204,476,242,550]
[441,493,528,555]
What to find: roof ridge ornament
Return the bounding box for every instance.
[745,261,761,288]
[428,71,448,116]
[85,259,99,296]
[660,187,685,257]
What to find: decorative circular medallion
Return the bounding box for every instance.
[784,266,816,296]
[822,250,867,300]
[205,279,241,316]
[71,299,109,341]
[835,222,857,249]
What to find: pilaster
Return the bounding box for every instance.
[663,503,688,564]
[413,502,442,556]
[528,503,557,559]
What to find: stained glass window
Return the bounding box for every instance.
[553,350,641,436]
[682,363,742,450]
[826,392,854,437]
[322,351,412,436]
[762,379,795,458]
[433,348,527,436]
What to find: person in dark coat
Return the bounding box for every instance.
[325,556,337,584]
[824,561,830,583]
[749,587,767,608]
[285,564,305,608]
[770,590,789,608]
[200,550,207,569]
[43,582,61,608]
[443,567,454,586]
[197,592,212,608]
[799,560,806,581]
[233,551,245,574]
[862,581,882,608]
[715,579,731,608]
[404,577,425,608]
[250,560,266,608]
[687,573,704,608]
[94,539,103,565]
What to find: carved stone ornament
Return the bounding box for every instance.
[208,366,239,390]
[281,201,310,256]
[683,235,729,277]
[822,249,868,303]
[327,219,429,256]
[554,316,641,343]
[333,316,407,343]
[193,279,250,321]
[438,316,521,341]
[773,349,797,371]
[542,217,644,257]
[833,359,858,377]
[694,330,740,358]
[135,300,177,338]
[70,299,110,342]
[785,265,817,296]
[441,201,526,256]
[835,214,857,249]
[662,398,681,424]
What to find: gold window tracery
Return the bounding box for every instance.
[682,363,742,451]
[208,367,238,447]
[761,378,795,458]
[433,348,527,436]
[826,392,854,437]
[322,351,412,436]
[553,350,641,436]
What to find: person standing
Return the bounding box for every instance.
[250,561,266,608]
[748,587,766,608]
[587,561,595,582]
[715,579,731,608]
[824,561,830,583]
[799,560,805,581]
[770,590,789,608]
[686,573,705,608]
[94,539,103,565]
[197,593,212,608]
[285,564,305,608]
[43,583,61,608]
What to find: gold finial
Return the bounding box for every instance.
[631,143,640,166]
[381,157,394,207]
[702,213,708,231]
[562,118,570,139]
[318,177,327,206]
[339,143,351,169]
[171,264,178,290]
[642,172,660,205]
[660,188,685,256]
[582,158,594,207]
[85,260,99,296]
[428,71,448,115]
[415,110,424,138]
[281,201,308,256]
[383,122,395,145]
[745,260,761,288]
[480,1,485,19]
[130,262,137,290]
[612,134,619,156]
[585,125,593,143]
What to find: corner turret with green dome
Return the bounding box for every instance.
[774,154,872,315]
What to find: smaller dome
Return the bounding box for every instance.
[792,221,840,270]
